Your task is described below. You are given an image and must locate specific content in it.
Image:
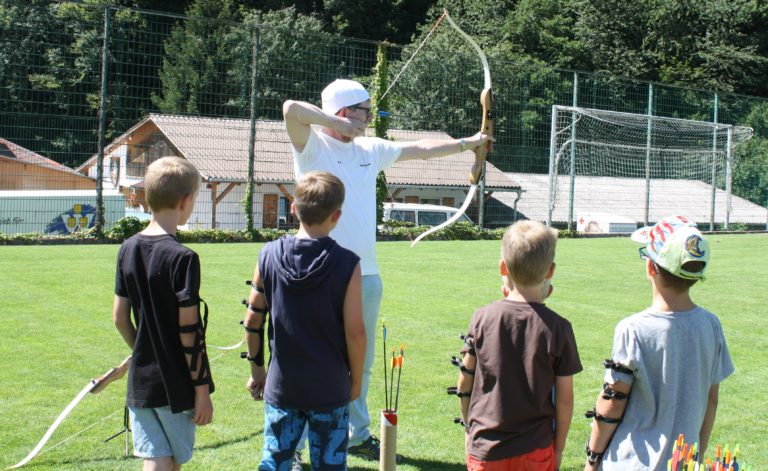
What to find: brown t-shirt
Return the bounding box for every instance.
[464,300,582,461]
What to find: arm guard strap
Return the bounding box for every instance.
[585,408,622,424]
[451,356,475,375]
[446,386,471,398]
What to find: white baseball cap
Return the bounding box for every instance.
[321,79,370,115]
[631,215,709,280]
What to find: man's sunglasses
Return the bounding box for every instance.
[346,105,372,118]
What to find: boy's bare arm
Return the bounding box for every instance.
[243,265,268,400]
[584,380,631,470]
[112,295,135,349]
[457,354,476,423]
[698,383,720,457]
[179,304,213,426]
[343,264,366,401]
[554,375,575,468]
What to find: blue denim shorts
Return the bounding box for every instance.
[260,402,349,471]
[129,406,195,464]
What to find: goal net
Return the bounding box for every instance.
[547,105,754,230]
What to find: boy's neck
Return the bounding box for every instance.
[296,223,332,239]
[142,210,181,236]
[506,281,550,304]
[650,286,696,313]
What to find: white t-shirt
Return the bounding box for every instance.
[292,128,402,275]
[600,306,734,471]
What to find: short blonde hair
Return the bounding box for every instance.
[294,171,345,225]
[144,156,201,211]
[501,220,558,287]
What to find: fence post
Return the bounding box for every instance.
[95,6,111,237]
[547,105,558,227]
[725,126,733,229]
[245,26,261,232]
[567,72,578,230]
[710,93,718,232]
[644,82,653,227]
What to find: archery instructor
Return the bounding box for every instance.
[281,78,492,464]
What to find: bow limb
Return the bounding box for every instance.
[410,184,477,247]
[410,11,493,247]
[7,357,132,469]
[7,381,98,469]
[443,9,494,185]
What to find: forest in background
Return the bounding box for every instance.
[2,0,767,206]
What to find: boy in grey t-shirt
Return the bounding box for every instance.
[584,216,734,471]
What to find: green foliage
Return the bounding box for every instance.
[371,41,390,224]
[105,216,148,241]
[152,0,248,116]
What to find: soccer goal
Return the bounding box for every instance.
[547,105,754,230]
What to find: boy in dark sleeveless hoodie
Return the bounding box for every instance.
[242,171,366,471]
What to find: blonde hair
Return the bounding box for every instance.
[501,220,558,287]
[144,156,201,211]
[294,171,345,225]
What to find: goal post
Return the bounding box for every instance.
[547,105,753,230]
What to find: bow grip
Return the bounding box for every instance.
[469,87,494,185]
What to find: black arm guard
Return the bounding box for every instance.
[451,356,475,375]
[585,408,622,424]
[604,359,633,375]
[446,386,471,398]
[459,334,476,356]
[180,299,211,386]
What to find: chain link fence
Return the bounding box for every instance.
[1,3,766,235]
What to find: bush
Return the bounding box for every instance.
[106,217,149,241]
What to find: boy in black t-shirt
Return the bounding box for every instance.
[113,156,213,470]
[454,220,582,471]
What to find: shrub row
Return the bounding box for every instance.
[1,217,583,245]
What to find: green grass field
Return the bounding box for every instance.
[1,235,766,470]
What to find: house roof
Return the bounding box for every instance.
[0,138,88,177]
[78,114,519,190]
[492,172,768,225]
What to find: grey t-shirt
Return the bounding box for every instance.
[600,306,734,471]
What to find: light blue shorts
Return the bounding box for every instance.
[129,406,196,464]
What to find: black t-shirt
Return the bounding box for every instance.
[115,233,214,413]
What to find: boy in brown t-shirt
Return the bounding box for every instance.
[455,220,582,471]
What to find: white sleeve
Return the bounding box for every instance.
[294,127,319,166]
[375,139,403,172]
[604,321,637,386]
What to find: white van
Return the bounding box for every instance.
[382,202,472,227]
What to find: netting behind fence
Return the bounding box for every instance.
[547,106,754,230]
[1,3,766,235]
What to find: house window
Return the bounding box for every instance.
[420,198,440,205]
[405,196,418,204]
[442,197,455,207]
[109,158,121,189]
[126,134,174,177]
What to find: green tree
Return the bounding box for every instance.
[733,102,768,206]
[152,0,249,116]
[646,0,768,94]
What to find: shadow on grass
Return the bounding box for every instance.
[346,455,465,471]
[42,431,264,467]
[196,429,263,451]
[394,455,467,470]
